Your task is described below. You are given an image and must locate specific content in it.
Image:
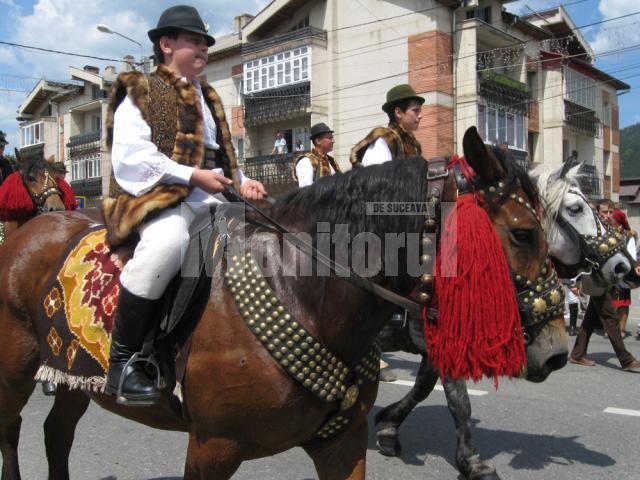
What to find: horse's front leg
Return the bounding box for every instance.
[303,420,368,480]
[44,387,90,480]
[374,354,439,456]
[183,433,242,480]
[442,378,500,480]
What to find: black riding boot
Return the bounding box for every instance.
[105,287,161,406]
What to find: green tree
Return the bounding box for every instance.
[620,123,640,178]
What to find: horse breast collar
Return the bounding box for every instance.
[224,250,380,440]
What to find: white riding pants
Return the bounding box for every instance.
[120,203,197,300]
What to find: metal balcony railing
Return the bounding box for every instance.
[244,82,310,126]
[564,100,599,137]
[242,27,327,55]
[478,70,530,115]
[243,153,298,197]
[575,163,602,197]
[67,131,101,157]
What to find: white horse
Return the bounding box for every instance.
[531,161,634,288]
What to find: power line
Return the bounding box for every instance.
[0,40,138,65]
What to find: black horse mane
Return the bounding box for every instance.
[273,156,429,238]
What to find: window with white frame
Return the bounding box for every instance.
[71,153,101,181]
[21,121,44,147]
[244,46,311,94]
[477,104,527,151]
[565,67,596,110]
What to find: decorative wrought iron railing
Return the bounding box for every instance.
[509,149,530,171]
[244,82,310,126]
[575,163,602,197]
[67,131,101,157]
[564,100,599,137]
[478,70,530,115]
[242,27,327,55]
[18,143,44,162]
[243,153,298,197]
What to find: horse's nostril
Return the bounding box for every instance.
[615,261,630,275]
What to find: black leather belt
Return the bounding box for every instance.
[204,147,220,169]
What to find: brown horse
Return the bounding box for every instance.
[0,128,566,480]
[0,156,68,244]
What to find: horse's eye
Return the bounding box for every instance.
[510,228,534,246]
[567,204,583,215]
[26,175,36,182]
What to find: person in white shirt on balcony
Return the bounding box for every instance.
[272,131,288,155]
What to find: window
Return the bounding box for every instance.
[466,6,491,23]
[93,115,101,132]
[565,67,595,110]
[244,47,311,94]
[91,85,107,100]
[71,153,101,181]
[20,121,44,147]
[477,104,527,151]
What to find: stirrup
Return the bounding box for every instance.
[115,352,163,407]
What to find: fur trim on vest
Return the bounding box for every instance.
[292,149,341,183]
[102,64,239,246]
[349,124,422,165]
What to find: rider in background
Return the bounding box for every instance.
[292,123,340,187]
[0,131,15,186]
[349,84,425,382]
[104,5,266,405]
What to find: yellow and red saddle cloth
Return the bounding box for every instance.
[36,226,128,391]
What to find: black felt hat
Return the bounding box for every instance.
[148,5,215,47]
[310,122,334,140]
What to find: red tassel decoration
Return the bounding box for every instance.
[57,177,77,211]
[0,172,35,221]
[425,194,526,386]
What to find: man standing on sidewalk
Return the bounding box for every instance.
[569,199,640,372]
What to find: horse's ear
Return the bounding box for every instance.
[462,126,506,183]
[46,155,55,164]
[559,160,583,179]
[14,148,22,163]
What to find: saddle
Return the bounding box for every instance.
[35,204,242,408]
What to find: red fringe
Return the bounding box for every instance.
[57,178,77,210]
[0,172,35,221]
[425,194,526,387]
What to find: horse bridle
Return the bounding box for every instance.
[447,159,564,344]
[553,188,627,279]
[27,168,62,214]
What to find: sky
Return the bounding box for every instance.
[0,0,639,150]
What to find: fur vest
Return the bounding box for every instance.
[292,149,341,183]
[102,64,239,246]
[349,123,422,165]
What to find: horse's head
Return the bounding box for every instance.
[20,157,66,213]
[531,162,632,288]
[462,127,567,382]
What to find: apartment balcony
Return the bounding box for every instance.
[244,82,311,127]
[18,143,44,162]
[564,100,599,137]
[576,163,602,197]
[478,70,530,115]
[67,131,101,158]
[243,153,298,197]
[243,27,327,56]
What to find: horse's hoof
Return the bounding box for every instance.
[469,474,501,480]
[379,367,397,383]
[41,381,56,396]
[376,427,401,457]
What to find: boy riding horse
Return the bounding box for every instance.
[104,5,267,406]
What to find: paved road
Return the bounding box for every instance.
[11,320,640,480]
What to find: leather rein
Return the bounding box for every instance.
[223,156,562,342]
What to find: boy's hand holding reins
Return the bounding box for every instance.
[190,169,232,193]
[190,169,268,201]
